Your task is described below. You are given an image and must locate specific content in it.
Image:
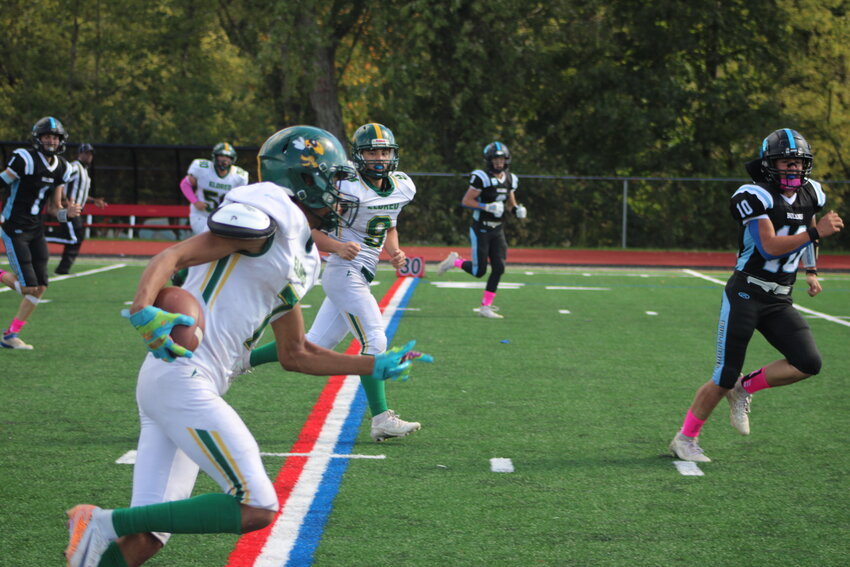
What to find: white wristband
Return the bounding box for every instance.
[57,209,68,222]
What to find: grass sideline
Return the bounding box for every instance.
[1,260,848,566]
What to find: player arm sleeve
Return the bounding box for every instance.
[180,176,198,203]
[0,168,16,185]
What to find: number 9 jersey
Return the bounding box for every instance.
[729,180,825,285]
[326,171,416,276]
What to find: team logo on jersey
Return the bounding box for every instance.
[293,136,325,169]
[738,292,751,299]
[787,212,803,220]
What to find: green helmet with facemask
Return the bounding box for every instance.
[258,125,359,230]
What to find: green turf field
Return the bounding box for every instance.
[1,258,848,566]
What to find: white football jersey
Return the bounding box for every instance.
[325,171,416,274]
[164,182,320,394]
[187,158,249,211]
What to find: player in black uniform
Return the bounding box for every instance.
[0,117,82,349]
[669,128,844,462]
[46,143,107,274]
[436,141,527,318]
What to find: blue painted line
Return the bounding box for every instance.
[286,277,420,566]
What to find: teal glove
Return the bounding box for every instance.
[371,340,434,382]
[125,306,195,362]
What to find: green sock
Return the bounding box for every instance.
[249,341,388,415]
[249,341,279,367]
[111,493,242,536]
[97,542,128,567]
[360,373,389,416]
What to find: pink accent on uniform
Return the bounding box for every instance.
[781,176,802,189]
[680,409,706,438]
[8,318,26,335]
[0,269,5,280]
[742,367,771,393]
[482,290,496,306]
[180,176,198,203]
[453,257,465,268]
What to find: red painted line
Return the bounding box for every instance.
[226,277,408,566]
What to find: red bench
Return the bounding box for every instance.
[38,203,190,239]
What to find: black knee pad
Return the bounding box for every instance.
[791,354,822,376]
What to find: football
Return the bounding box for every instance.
[153,286,205,351]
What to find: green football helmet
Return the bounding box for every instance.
[259,125,359,230]
[351,123,399,179]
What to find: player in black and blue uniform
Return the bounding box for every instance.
[670,128,844,462]
[436,141,528,318]
[0,117,81,349]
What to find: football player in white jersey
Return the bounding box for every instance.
[180,142,249,235]
[64,126,432,567]
[239,123,422,442]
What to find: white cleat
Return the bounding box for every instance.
[478,304,504,319]
[65,505,111,567]
[436,252,458,276]
[726,377,752,435]
[669,432,711,463]
[371,409,421,442]
[1,333,33,350]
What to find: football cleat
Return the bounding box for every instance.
[726,376,752,435]
[371,410,421,442]
[436,252,458,276]
[478,305,504,319]
[65,505,111,567]
[669,433,711,463]
[1,333,33,350]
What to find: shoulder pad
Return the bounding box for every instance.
[208,202,277,239]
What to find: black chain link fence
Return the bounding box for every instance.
[3,141,848,251]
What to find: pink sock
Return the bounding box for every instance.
[680,409,705,438]
[0,269,5,279]
[482,291,496,306]
[453,257,465,268]
[8,318,26,335]
[742,368,771,394]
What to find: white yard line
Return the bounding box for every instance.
[683,269,850,328]
[0,263,127,293]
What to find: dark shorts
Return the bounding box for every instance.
[712,271,820,388]
[1,225,50,287]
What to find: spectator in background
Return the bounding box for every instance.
[0,117,81,349]
[436,141,527,318]
[46,143,107,274]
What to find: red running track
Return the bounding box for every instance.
[5,239,848,270]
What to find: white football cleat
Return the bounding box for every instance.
[669,433,711,462]
[436,252,458,276]
[371,410,421,442]
[65,505,111,567]
[1,333,33,350]
[726,376,752,435]
[478,305,504,319]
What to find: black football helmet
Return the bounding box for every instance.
[258,125,359,231]
[32,116,67,156]
[759,128,813,190]
[351,123,399,179]
[483,141,511,173]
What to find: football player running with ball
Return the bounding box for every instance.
[238,123,422,442]
[669,128,843,463]
[64,126,432,567]
[436,141,527,318]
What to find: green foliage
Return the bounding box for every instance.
[3,1,850,250]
